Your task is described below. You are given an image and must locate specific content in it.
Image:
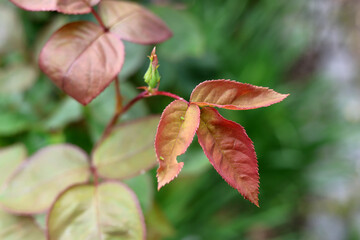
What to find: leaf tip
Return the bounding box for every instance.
[156,162,184,190]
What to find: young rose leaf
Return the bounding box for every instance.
[0,209,45,240]
[39,21,124,105]
[93,116,160,180]
[196,107,259,206]
[99,0,172,44]
[0,144,27,187]
[190,80,289,110]
[155,100,200,190]
[0,144,91,214]
[47,182,145,240]
[9,0,100,14]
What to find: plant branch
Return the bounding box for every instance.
[149,90,188,103]
[91,7,107,30]
[99,88,186,142]
[91,166,99,187]
[101,91,147,140]
[114,77,122,112]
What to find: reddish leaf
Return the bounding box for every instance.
[190,80,289,110]
[39,21,124,105]
[196,107,259,206]
[10,0,100,14]
[57,0,101,14]
[155,100,200,190]
[99,0,172,44]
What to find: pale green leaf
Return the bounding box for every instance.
[0,144,27,187]
[47,182,145,240]
[0,209,45,240]
[0,144,91,214]
[93,116,159,180]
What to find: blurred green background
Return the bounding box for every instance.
[1,0,360,239]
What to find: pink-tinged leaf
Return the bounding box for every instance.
[9,0,100,14]
[190,80,289,110]
[0,144,91,214]
[93,116,160,180]
[156,100,200,190]
[10,0,100,14]
[99,0,172,44]
[196,107,259,206]
[57,0,101,14]
[47,182,145,240]
[0,209,45,240]
[0,144,27,188]
[39,21,124,105]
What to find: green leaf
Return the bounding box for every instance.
[0,112,33,137]
[93,116,159,180]
[0,144,91,214]
[155,100,200,190]
[151,6,205,60]
[0,208,45,240]
[44,97,83,130]
[0,144,27,187]
[47,182,145,240]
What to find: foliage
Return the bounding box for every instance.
[1,0,332,239]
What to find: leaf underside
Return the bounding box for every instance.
[10,0,100,14]
[93,116,160,180]
[39,21,125,105]
[155,100,200,190]
[0,144,91,214]
[99,0,172,44]
[47,182,145,240]
[190,79,289,110]
[196,107,260,206]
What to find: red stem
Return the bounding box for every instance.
[101,91,147,141]
[150,90,188,103]
[91,166,99,186]
[114,77,122,112]
[99,89,186,142]
[91,7,107,30]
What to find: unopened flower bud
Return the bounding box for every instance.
[144,47,161,90]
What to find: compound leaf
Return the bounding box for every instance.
[155,100,200,190]
[93,116,160,180]
[196,107,259,206]
[190,80,289,110]
[47,182,145,240]
[9,0,100,14]
[0,144,91,214]
[0,209,45,240]
[39,21,124,105]
[99,0,172,44]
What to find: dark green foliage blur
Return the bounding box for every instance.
[1,0,359,239]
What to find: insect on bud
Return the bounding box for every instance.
[144,47,161,90]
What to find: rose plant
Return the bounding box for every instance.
[0,0,288,239]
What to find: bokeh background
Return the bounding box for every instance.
[1,0,360,239]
